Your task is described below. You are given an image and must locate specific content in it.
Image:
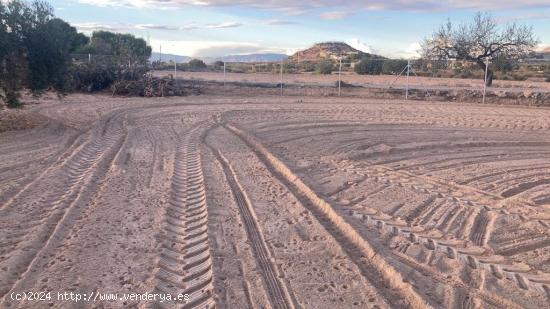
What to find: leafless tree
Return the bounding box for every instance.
[423,12,538,86]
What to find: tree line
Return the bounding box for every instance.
[1,0,151,108]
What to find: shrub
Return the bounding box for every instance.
[382,59,408,74]
[316,62,334,74]
[492,56,515,73]
[64,62,148,92]
[188,59,207,71]
[3,91,22,108]
[458,71,472,79]
[210,61,224,71]
[64,64,114,92]
[301,62,316,72]
[354,59,383,75]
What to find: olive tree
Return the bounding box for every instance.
[423,12,538,86]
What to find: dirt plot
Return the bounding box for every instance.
[1,94,550,308]
[157,71,550,93]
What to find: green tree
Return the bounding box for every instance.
[188,59,206,71]
[1,0,56,107]
[0,1,150,108]
[25,18,88,91]
[315,62,334,74]
[77,31,151,65]
[354,59,383,75]
[382,59,408,74]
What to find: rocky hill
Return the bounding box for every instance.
[289,42,378,62]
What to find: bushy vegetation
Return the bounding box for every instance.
[188,59,207,71]
[0,0,151,108]
[1,1,88,107]
[65,63,149,92]
[382,60,408,75]
[354,59,383,75]
[76,31,151,65]
[66,32,151,92]
[316,62,334,74]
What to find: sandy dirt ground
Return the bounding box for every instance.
[1,94,550,308]
[155,71,550,93]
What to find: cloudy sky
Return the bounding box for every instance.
[51,0,550,58]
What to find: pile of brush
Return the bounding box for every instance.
[111,74,200,97]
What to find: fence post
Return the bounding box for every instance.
[482,58,489,104]
[174,59,177,79]
[338,58,342,97]
[88,53,91,64]
[223,61,226,86]
[280,58,283,96]
[406,59,410,100]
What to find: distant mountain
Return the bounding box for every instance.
[150,52,190,63]
[289,42,381,62]
[149,52,288,64]
[203,53,288,63]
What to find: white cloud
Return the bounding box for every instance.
[135,24,180,30]
[71,21,242,32]
[150,39,288,57]
[72,22,121,31]
[384,42,422,59]
[263,19,297,25]
[284,46,306,55]
[405,42,422,57]
[205,22,243,29]
[320,11,348,20]
[77,0,550,12]
[346,38,374,54]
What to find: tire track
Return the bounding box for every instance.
[469,210,496,247]
[0,111,128,303]
[345,209,527,308]
[223,122,430,309]
[154,123,215,309]
[0,128,86,212]
[404,195,437,223]
[347,207,550,299]
[210,147,294,309]
[501,178,550,198]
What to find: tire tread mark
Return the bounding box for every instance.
[224,122,429,309]
[213,149,294,309]
[154,124,215,309]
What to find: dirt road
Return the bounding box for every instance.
[1,94,549,308]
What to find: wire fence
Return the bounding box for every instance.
[161,58,549,101]
[72,53,550,101]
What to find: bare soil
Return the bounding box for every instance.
[1,94,549,308]
[158,71,550,92]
